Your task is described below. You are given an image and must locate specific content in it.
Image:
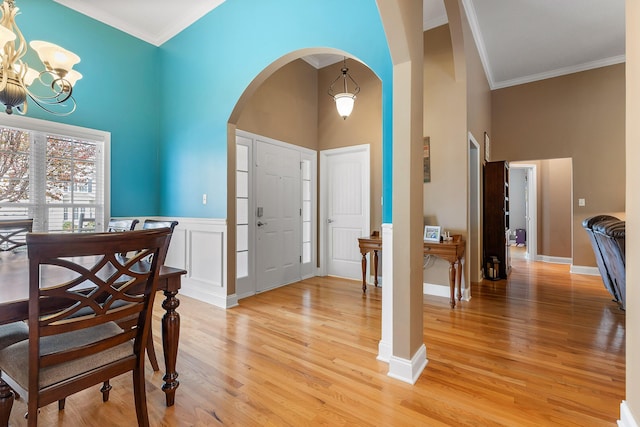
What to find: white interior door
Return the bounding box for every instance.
[321,145,370,279]
[256,141,301,291]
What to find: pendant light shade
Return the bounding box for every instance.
[327,58,360,120]
[334,93,356,118]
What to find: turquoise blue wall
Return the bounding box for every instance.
[8,0,161,216]
[158,0,394,221]
[10,0,395,222]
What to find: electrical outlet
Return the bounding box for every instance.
[202,194,207,205]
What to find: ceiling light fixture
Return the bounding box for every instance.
[0,0,81,115]
[327,57,360,120]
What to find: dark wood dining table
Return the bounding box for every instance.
[0,251,187,425]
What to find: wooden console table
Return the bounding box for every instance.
[357,234,466,308]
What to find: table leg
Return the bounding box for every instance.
[456,259,463,301]
[360,252,368,293]
[161,290,180,406]
[0,379,14,427]
[448,262,456,308]
[373,250,379,287]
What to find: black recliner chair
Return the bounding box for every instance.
[582,215,621,305]
[593,219,625,310]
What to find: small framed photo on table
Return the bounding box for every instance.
[424,225,441,242]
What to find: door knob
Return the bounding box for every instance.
[327,219,334,223]
[257,221,267,227]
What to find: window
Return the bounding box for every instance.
[236,142,250,279]
[0,116,110,232]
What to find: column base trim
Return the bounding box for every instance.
[619,401,639,427]
[387,344,428,385]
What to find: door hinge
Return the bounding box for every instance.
[299,255,302,263]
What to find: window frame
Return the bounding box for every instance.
[0,115,111,232]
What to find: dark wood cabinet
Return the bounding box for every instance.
[483,160,511,279]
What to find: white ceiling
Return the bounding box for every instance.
[54,0,625,90]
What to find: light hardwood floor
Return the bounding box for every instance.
[9,257,625,426]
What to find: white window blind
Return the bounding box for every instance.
[0,117,109,232]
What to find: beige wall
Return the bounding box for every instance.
[536,158,572,258]
[237,59,318,149]
[463,13,492,145]
[423,8,490,288]
[626,0,639,418]
[462,5,492,283]
[423,24,467,287]
[491,64,625,267]
[318,60,383,231]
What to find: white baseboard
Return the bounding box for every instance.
[619,401,639,427]
[180,286,236,309]
[423,282,450,299]
[538,255,572,264]
[387,344,428,385]
[570,265,600,276]
[377,340,392,363]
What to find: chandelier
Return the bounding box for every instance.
[0,0,81,115]
[327,58,360,120]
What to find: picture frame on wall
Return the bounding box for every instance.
[484,132,490,162]
[423,136,431,182]
[424,225,441,242]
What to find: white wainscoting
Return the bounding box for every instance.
[140,217,233,309]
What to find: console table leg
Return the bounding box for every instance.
[161,290,180,406]
[360,253,368,293]
[456,259,463,301]
[449,263,456,308]
[373,250,379,287]
[0,379,14,427]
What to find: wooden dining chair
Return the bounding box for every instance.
[0,323,28,350]
[0,228,171,427]
[142,219,178,233]
[0,219,33,252]
[107,218,139,232]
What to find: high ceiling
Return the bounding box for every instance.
[53,0,625,89]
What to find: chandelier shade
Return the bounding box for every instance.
[0,0,82,115]
[327,58,360,120]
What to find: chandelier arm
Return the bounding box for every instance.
[26,92,76,116]
[22,71,73,103]
[27,88,73,105]
[1,2,26,65]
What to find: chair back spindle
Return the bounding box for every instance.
[0,219,33,252]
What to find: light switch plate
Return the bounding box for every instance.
[578,198,585,207]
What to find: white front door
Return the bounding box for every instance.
[321,145,370,280]
[255,141,301,292]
